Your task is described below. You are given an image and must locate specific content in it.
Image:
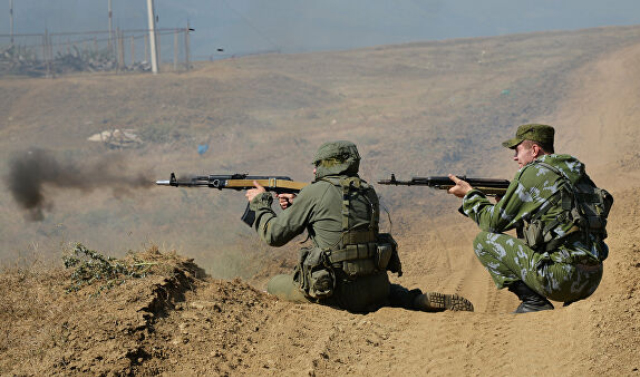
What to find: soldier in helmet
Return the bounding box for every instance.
[447,124,612,313]
[246,140,474,313]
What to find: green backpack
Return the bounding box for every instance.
[524,162,614,252]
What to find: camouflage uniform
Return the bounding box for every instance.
[250,141,472,313]
[462,132,607,304]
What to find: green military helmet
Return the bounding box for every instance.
[312,140,361,179]
[502,124,555,149]
[312,140,361,165]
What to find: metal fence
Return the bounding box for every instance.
[0,27,191,78]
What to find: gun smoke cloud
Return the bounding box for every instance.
[6,148,153,222]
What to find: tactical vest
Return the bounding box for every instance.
[522,161,614,256]
[297,176,401,300]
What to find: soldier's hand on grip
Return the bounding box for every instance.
[447,174,473,198]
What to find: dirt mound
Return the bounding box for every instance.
[0,246,277,376]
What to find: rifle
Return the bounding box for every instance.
[377,174,510,196]
[157,173,308,225]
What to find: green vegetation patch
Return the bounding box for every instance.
[63,243,157,294]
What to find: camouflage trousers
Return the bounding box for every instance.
[267,271,421,313]
[473,231,603,303]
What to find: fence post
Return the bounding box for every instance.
[156,33,161,68]
[117,28,125,73]
[174,29,179,71]
[42,31,47,61]
[43,29,52,78]
[130,36,135,68]
[185,22,191,71]
[144,34,149,64]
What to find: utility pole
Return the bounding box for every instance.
[9,0,14,45]
[108,0,113,51]
[146,0,159,74]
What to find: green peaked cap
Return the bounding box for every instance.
[502,124,555,149]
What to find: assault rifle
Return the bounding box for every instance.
[377,174,510,196]
[157,173,308,225]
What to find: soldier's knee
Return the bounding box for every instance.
[267,274,310,303]
[473,231,491,254]
[266,274,294,295]
[474,231,491,242]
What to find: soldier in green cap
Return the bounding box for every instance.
[447,124,612,313]
[246,140,474,313]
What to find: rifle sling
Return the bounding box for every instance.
[474,186,508,196]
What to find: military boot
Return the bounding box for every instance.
[413,292,474,312]
[507,281,554,313]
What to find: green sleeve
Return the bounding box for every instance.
[249,186,318,247]
[461,167,543,233]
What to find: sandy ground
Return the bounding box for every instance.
[2,37,640,377]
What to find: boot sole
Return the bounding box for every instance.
[424,292,474,312]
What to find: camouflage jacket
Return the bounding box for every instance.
[461,154,607,264]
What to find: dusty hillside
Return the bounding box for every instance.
[552,42,640,187]
[1,25,640,376]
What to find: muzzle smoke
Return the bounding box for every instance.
[7,148,153,221]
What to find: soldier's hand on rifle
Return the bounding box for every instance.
[276,193,296,210]
[447,174,473,198]
[245,181,267,202]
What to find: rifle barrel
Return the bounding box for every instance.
[377,174,510,196]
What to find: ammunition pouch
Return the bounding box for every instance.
[376,242,393,271]
[296,246,336,300]
[524,219,584,253]
[379,233,402,276]
[327,233,402,279]
[328,242,379,278]
[523,220,549,251]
